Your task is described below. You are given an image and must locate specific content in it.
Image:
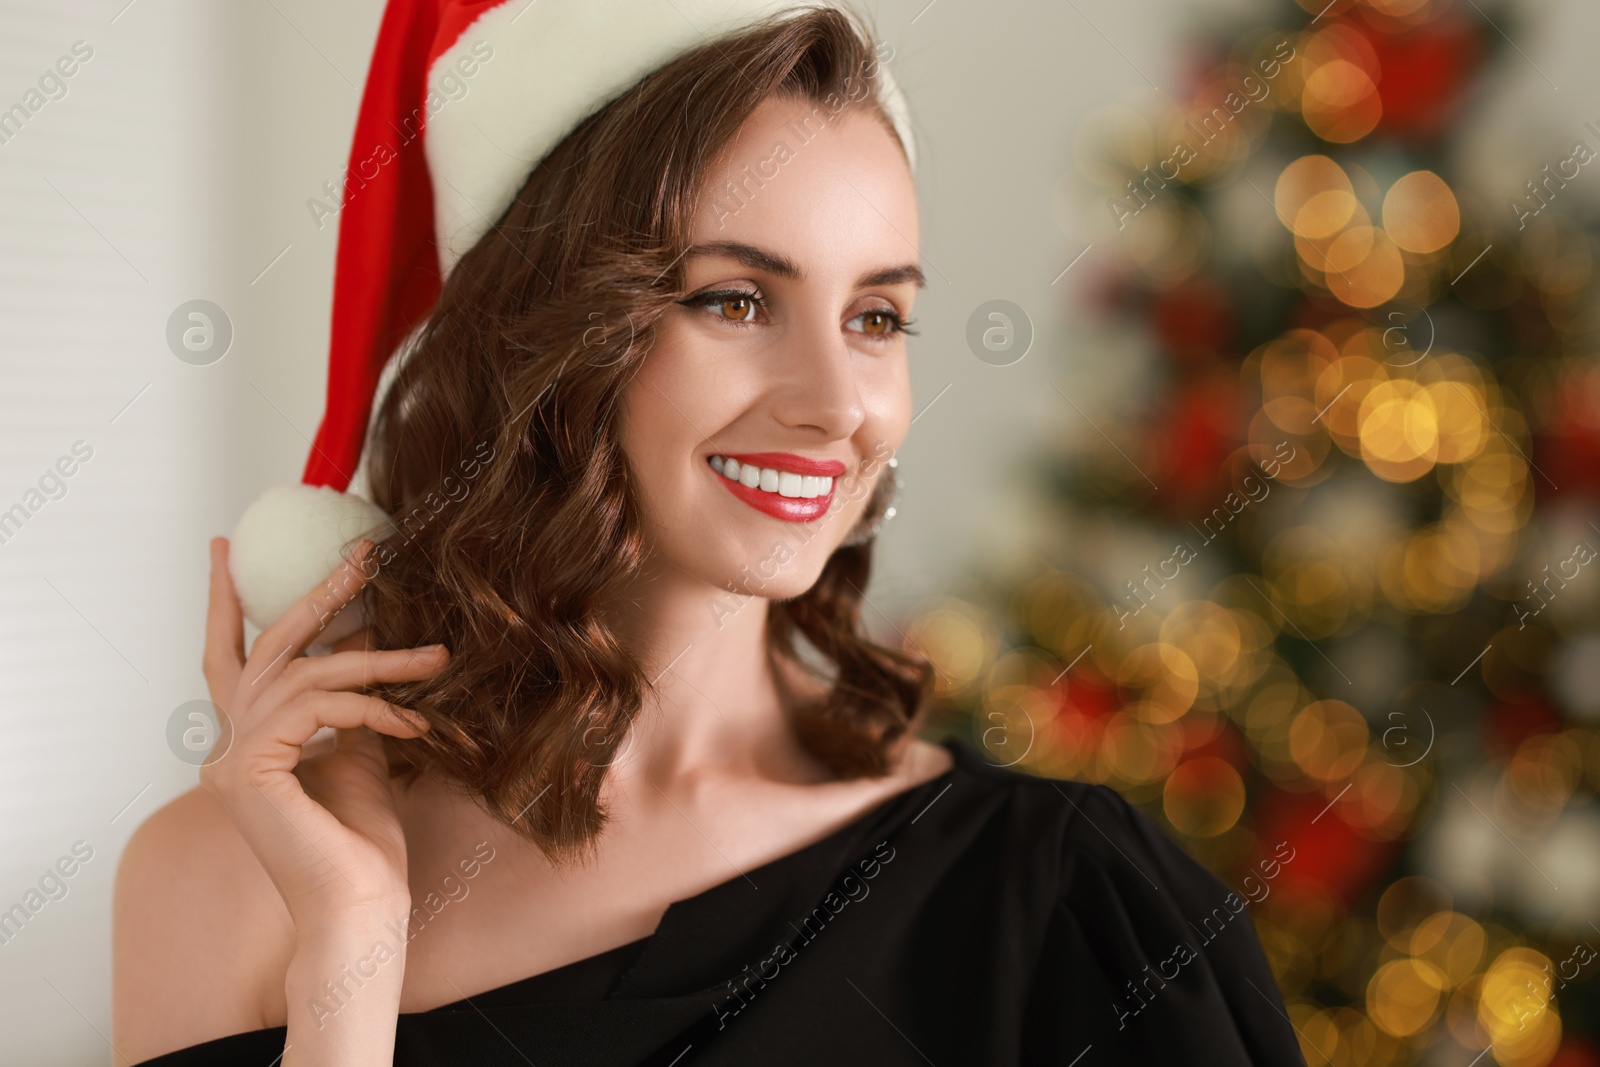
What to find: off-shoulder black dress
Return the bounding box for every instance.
[135,736,1306,1065]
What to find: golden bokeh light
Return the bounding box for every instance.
[1276,155,1354,234]
[1478,948,1563,1066]
[1116,642,1201,724]
[1295,188,1359,239]
[1358,379,1440,482]
[1376,876,1452,944]
[1367,958,1445,1037]
[1383,170,1460,254]
[1425,379,1489,464]
[906,602,992,698]
[1247,410,1332,485]
[1324,225,1377,275]
[1289,700,1369,782]
[1497,731,1582,821]
[1342,756,1421,840]
[1258,329,1338,431]
[1302,59,1382,142]
[1447,449,1531,514]
[1404,911,1485,988]
[1104,713,1184,785]
[1296,203,1373,283]
[1327,227,1406,307]
[1158,601,1246,694]
[1317,351,1389,447]
[1292,1006,1342,1065]
[1163,755,1247,837]
[1015,571,1093,661]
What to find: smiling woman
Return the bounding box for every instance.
[111,2,1303,1065]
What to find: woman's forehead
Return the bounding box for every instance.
[689,98,919,277]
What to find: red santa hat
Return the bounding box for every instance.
[229,0,918,636]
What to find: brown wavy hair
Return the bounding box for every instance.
[359,3,934,862]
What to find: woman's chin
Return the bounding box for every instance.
[704,555,833,602]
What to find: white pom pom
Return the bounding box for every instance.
[229,484,391,641]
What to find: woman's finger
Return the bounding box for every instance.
[237,539,378,701]
[202,537,246,706]
[208,690,428,791]
[251,646,450,720]
[328,626,374,656]
[258,690,431,758]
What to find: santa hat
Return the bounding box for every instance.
[229,0,918,636]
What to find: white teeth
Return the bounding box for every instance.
[709,456,834,498]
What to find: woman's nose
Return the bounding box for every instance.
[766,315,866,439]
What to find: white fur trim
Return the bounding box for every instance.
[425,0,917,276]
[230,485,392,642]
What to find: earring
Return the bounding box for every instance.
[839,456,901,548]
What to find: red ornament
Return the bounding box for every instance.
[1351,13,1485,142]
[1252,784,1399,903]
[1054,673,1119,726]
[1150,372,1243,515]
[1548,1035,1600,1067]
[1484,697,1564,757]
[1533,373,1600,496]
[1151,275,1236,363]
[1176,718,1250,770]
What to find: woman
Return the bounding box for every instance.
[112,3,1305,1064]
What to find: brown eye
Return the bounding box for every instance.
[716,295,757,322]
[860,310,894,336]
[678,289,766,325]
[847,307,909,341]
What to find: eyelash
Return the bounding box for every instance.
[678,288,917,341]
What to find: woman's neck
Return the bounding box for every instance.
[595,563,831,790]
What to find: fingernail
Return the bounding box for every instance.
[419,644,448,653]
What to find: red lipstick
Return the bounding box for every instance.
[720,452,847,477]
[708,452,847,523]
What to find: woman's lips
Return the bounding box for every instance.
[721,451,847,478]
[717,473,835,521]
[708,453,843,523]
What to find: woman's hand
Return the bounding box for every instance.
[199,536,447,931]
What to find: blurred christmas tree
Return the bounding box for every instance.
[914,0,1600,1062]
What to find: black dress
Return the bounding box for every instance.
[135,736,1307,1065]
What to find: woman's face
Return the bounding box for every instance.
[620,93,922,603]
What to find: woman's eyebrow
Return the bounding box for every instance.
[685,240,926,289]
[858,263,926,289]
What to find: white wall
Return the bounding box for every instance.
[0,1,234,1063]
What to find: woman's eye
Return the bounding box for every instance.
[681,289,764,325]
[679,291,913,340]
[849,308,911,340]
[714,295,758,322]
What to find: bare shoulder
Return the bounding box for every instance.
[112,784,293,1066]
[898,734,955,785]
